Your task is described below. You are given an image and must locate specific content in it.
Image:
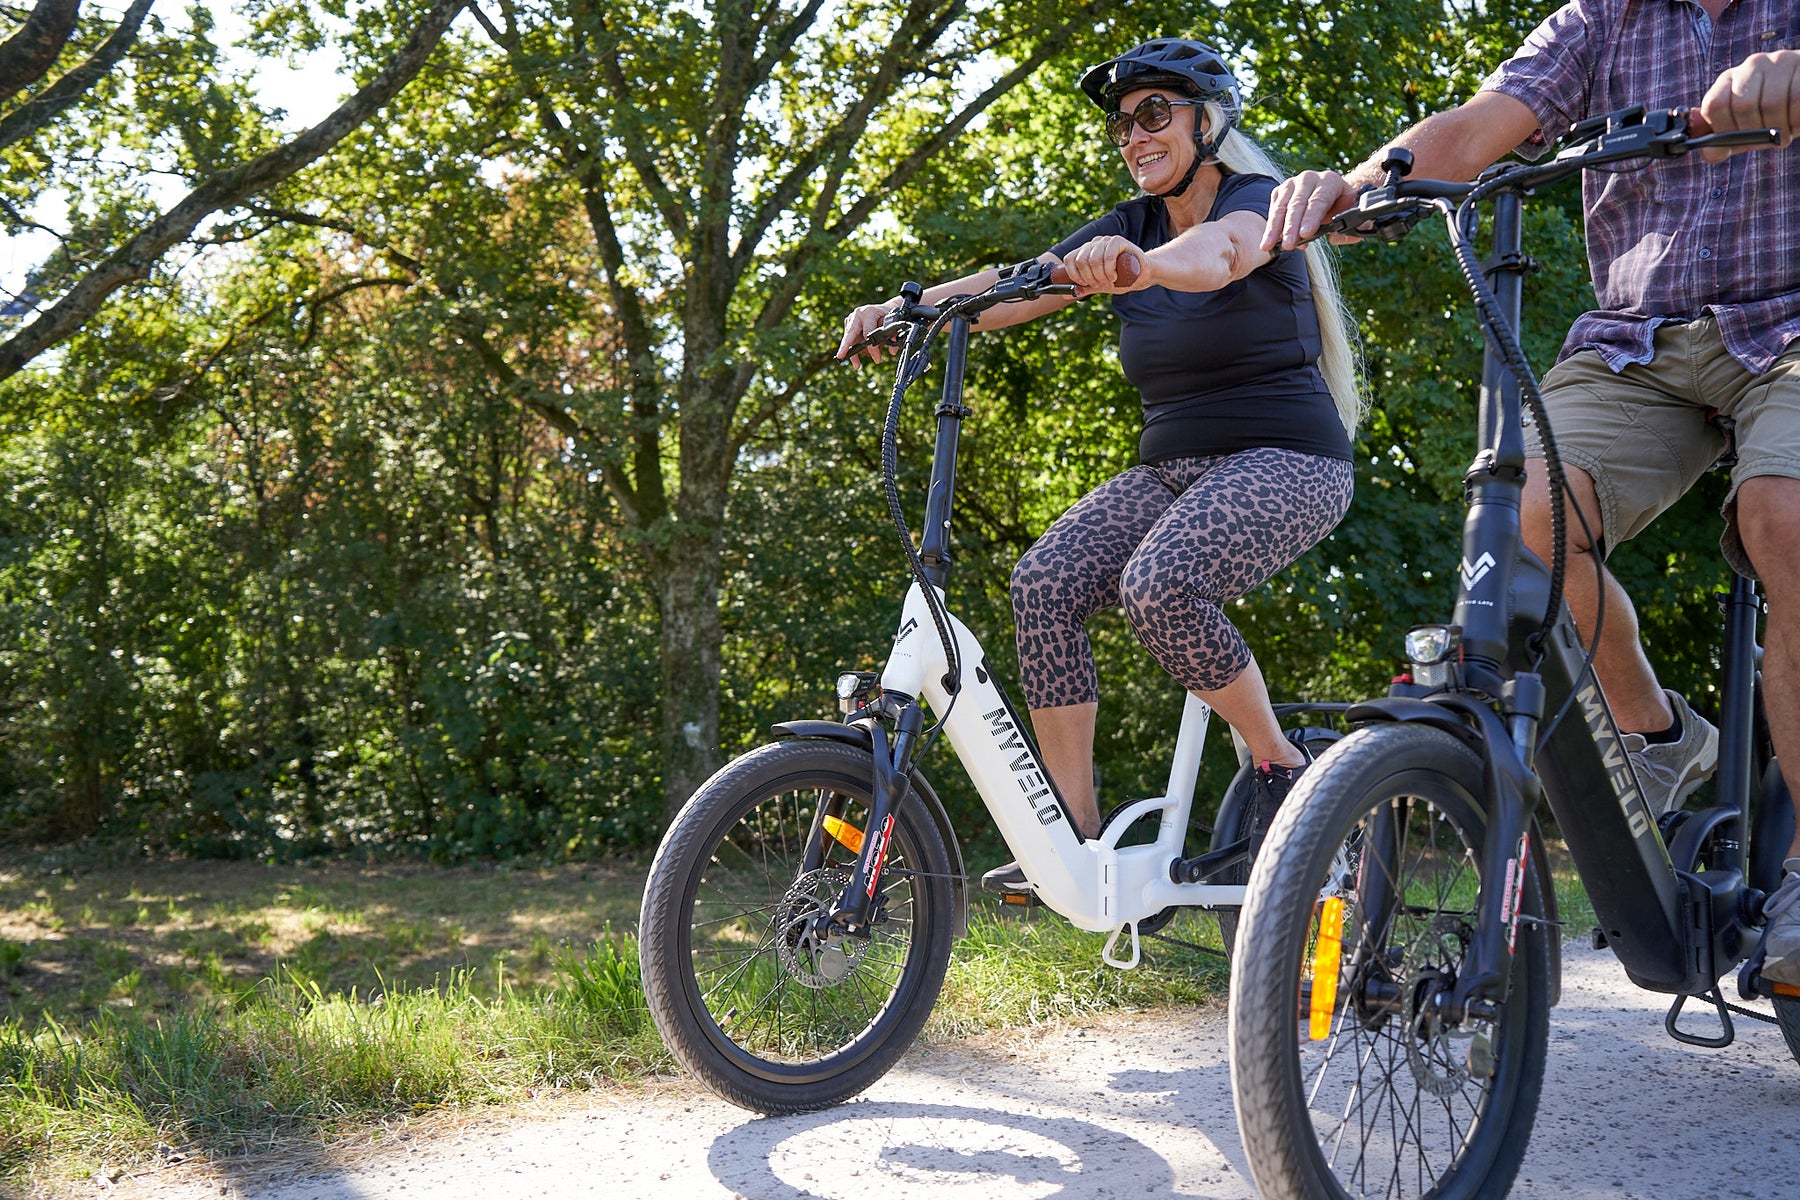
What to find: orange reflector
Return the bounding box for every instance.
[1308,896,1346,1041]
[822,815,865,854]
[1773,980,1800,999]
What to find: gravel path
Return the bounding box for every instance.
[108,943,1798,1200]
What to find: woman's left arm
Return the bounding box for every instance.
[1059,210,1274,297]
[1139,210,1274,292]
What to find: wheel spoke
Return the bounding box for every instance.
[1235,726,1546,1200]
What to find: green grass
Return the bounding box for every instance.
[0,853,1242,1191]
[0,847,1595,1192]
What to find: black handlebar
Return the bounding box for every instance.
[1321,107,1781,243]
[840,259,1082,362]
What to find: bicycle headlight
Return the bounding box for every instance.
[835,671,880,715]
[1404,625,1461,666]
[1405,625,1462,689]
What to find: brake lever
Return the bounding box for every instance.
[840,320,911,363]
[1684,127,1783,154]
[1319,193,1428,245]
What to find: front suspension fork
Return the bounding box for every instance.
[826,700,925,932]
[1453,677,1545,1021]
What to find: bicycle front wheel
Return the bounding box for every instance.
[1230,722,1550,1200]
[638,739,954,1114]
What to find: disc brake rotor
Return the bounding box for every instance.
[1402,915,1476,1097]
[774,867,871,989]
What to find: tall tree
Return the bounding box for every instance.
[0,0,469,378]
[454,0,1121,815]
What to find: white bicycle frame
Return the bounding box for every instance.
[880,581,1248,968]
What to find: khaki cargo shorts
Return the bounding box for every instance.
[1522,316,1800,578]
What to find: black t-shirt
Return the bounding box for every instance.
[1050,174,1352,464]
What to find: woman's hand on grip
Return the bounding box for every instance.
[837,301,899,367]
[1058,236,1148,297]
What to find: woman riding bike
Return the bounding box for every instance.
[836,36,1364,898]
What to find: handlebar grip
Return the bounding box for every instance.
[1048,253,1140,291]
[839,320,909,363]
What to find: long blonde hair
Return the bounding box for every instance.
[1204,102,1365,439]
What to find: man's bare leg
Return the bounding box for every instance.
[1520,466,1673,733]
[1732,476,1800,861]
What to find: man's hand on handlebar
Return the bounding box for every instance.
[1693,49,1800,162]
[1262,169,1366,253]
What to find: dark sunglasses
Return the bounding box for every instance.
[1104,95,1202,147]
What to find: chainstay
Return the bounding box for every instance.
[1720,993,1778,1025]
[1144,929,1230,960]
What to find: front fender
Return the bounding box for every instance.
[772,720,969,937]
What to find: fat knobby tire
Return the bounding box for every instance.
[1229,722,1551,1200]
[639,739,955,1114]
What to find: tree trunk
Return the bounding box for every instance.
[657,521,725,821]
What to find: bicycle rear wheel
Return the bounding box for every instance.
[1775,994,1800,1067]
[1214,725,1344,954]
[1230,722,1550,1200]
[639,739,954,1114]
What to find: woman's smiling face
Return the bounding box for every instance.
[1112,87,1205,192]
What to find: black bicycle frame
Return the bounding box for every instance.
[1390,183,1767,1011]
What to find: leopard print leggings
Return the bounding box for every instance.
[1011,448,1353,708]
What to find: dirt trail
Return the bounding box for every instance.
[101,944,1799,1200]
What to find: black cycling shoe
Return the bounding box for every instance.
[980,860,1042,906]
[1245,749,1313,861]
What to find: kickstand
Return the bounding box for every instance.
[1102,922,1141,970]
[1665,987,1735,1049]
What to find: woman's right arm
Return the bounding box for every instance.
[835,252,1076,367]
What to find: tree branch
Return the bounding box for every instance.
[0,0,153,153]
[457,321,644,527]
[0,0,79,107]
[727,345,834,453]
[821,0,1116,252]
[730,0,962,280]
[747,0,822,86]
[483,1,665,527]
[588,7,692,247]
[0,0,468,382]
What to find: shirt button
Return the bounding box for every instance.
[1711,187,1724,199]
[1699,247,1713,260]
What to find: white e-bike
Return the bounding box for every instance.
[638,264,1345,1113]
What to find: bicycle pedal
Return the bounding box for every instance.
[1589,926,1608,950]
[1773,981,1800,999]
[999,890,1043,908]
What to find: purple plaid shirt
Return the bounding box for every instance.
[1481,0,1800,375]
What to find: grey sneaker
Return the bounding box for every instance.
[1621,689,1718,820]
[1762,861,1800,987]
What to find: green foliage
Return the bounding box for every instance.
[0,0,1742,854]
[554,935,646,1035]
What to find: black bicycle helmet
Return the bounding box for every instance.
[1078,38,1243,197]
